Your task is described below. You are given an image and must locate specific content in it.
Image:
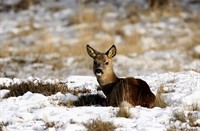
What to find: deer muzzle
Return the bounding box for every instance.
[95,69,103,76]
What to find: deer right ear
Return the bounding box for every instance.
[106,45,117,58]
[86,45,98,58]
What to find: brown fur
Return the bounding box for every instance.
[86,45,156,108]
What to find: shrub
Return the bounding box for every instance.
[1,80,93,99]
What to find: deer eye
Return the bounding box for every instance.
[105,62,109,65]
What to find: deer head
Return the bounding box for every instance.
[86,45,118,86]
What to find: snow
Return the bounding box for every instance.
[0,0,199,130]
[0,71,200,131]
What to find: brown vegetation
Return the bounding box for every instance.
[148,0,170,9]
[168,111,200,130]
[84,119,116,131]
[0,0,40,12]
[155,85,168,108]
[0,82,68,98]
[0,81,90,98]
[116,105,131,118]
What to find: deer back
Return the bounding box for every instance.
[104,77,155,108]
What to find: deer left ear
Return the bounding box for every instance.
[106,45,117,58]
[86,44,99,58]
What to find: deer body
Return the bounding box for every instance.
[86,45,156,108]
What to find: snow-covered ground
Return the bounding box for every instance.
[0,0,200,130]
[0,71,200,131]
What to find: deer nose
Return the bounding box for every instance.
[95,69,103,75]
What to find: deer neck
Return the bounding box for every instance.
[97,71,119,86]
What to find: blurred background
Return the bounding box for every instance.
[0,0,199,80]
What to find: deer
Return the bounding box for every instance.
[86,44,156,108]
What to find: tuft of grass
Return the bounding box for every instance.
[44,121,64,130]
[1,82,68,98]
[173,111,187,123]
[1,0,40,12]
[116,105,131,118]
[188,112,200,127]
[45,121,55,129]
[186,103,200,111]
[1,81,91,98]
[148,0,170,9]
[48,6,63,12]
[167,126,191,131]
[155,85,168,108]
[0,121,8,131]
[84,119,116,131]
[169,111,200,130]
[191,103,200,111]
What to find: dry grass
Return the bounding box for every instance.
[146,0,182,21]
[69,3,102,25]
[0,41,88,59]
[0,124,3,131]
[48,6,63,12]
[0,81,91,98]
[188,113,200,127]
[167,126,196,131]
[155,85,168,108]
[148,0,170,9]
[116,105,131,118]
[1,82,68,98]
[1,0,40,12]
[191,103,200,111]
[0,120,9,131]
[1,18,90,58]
[185,103,200,111]
[173,111,187,123]
[44,121,65,130]
[84,119,116,131]
[2,1,194,59]
[184,34,200,60]
[69,4,143,55]
[45,121,55,129]
[0,43,13,57]
[2,0,197,53]
[169,111,200,130]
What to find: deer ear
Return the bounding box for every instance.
[106,45,117,58]
[86,45,98,58]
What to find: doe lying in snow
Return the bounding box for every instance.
[86,45,156,108]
